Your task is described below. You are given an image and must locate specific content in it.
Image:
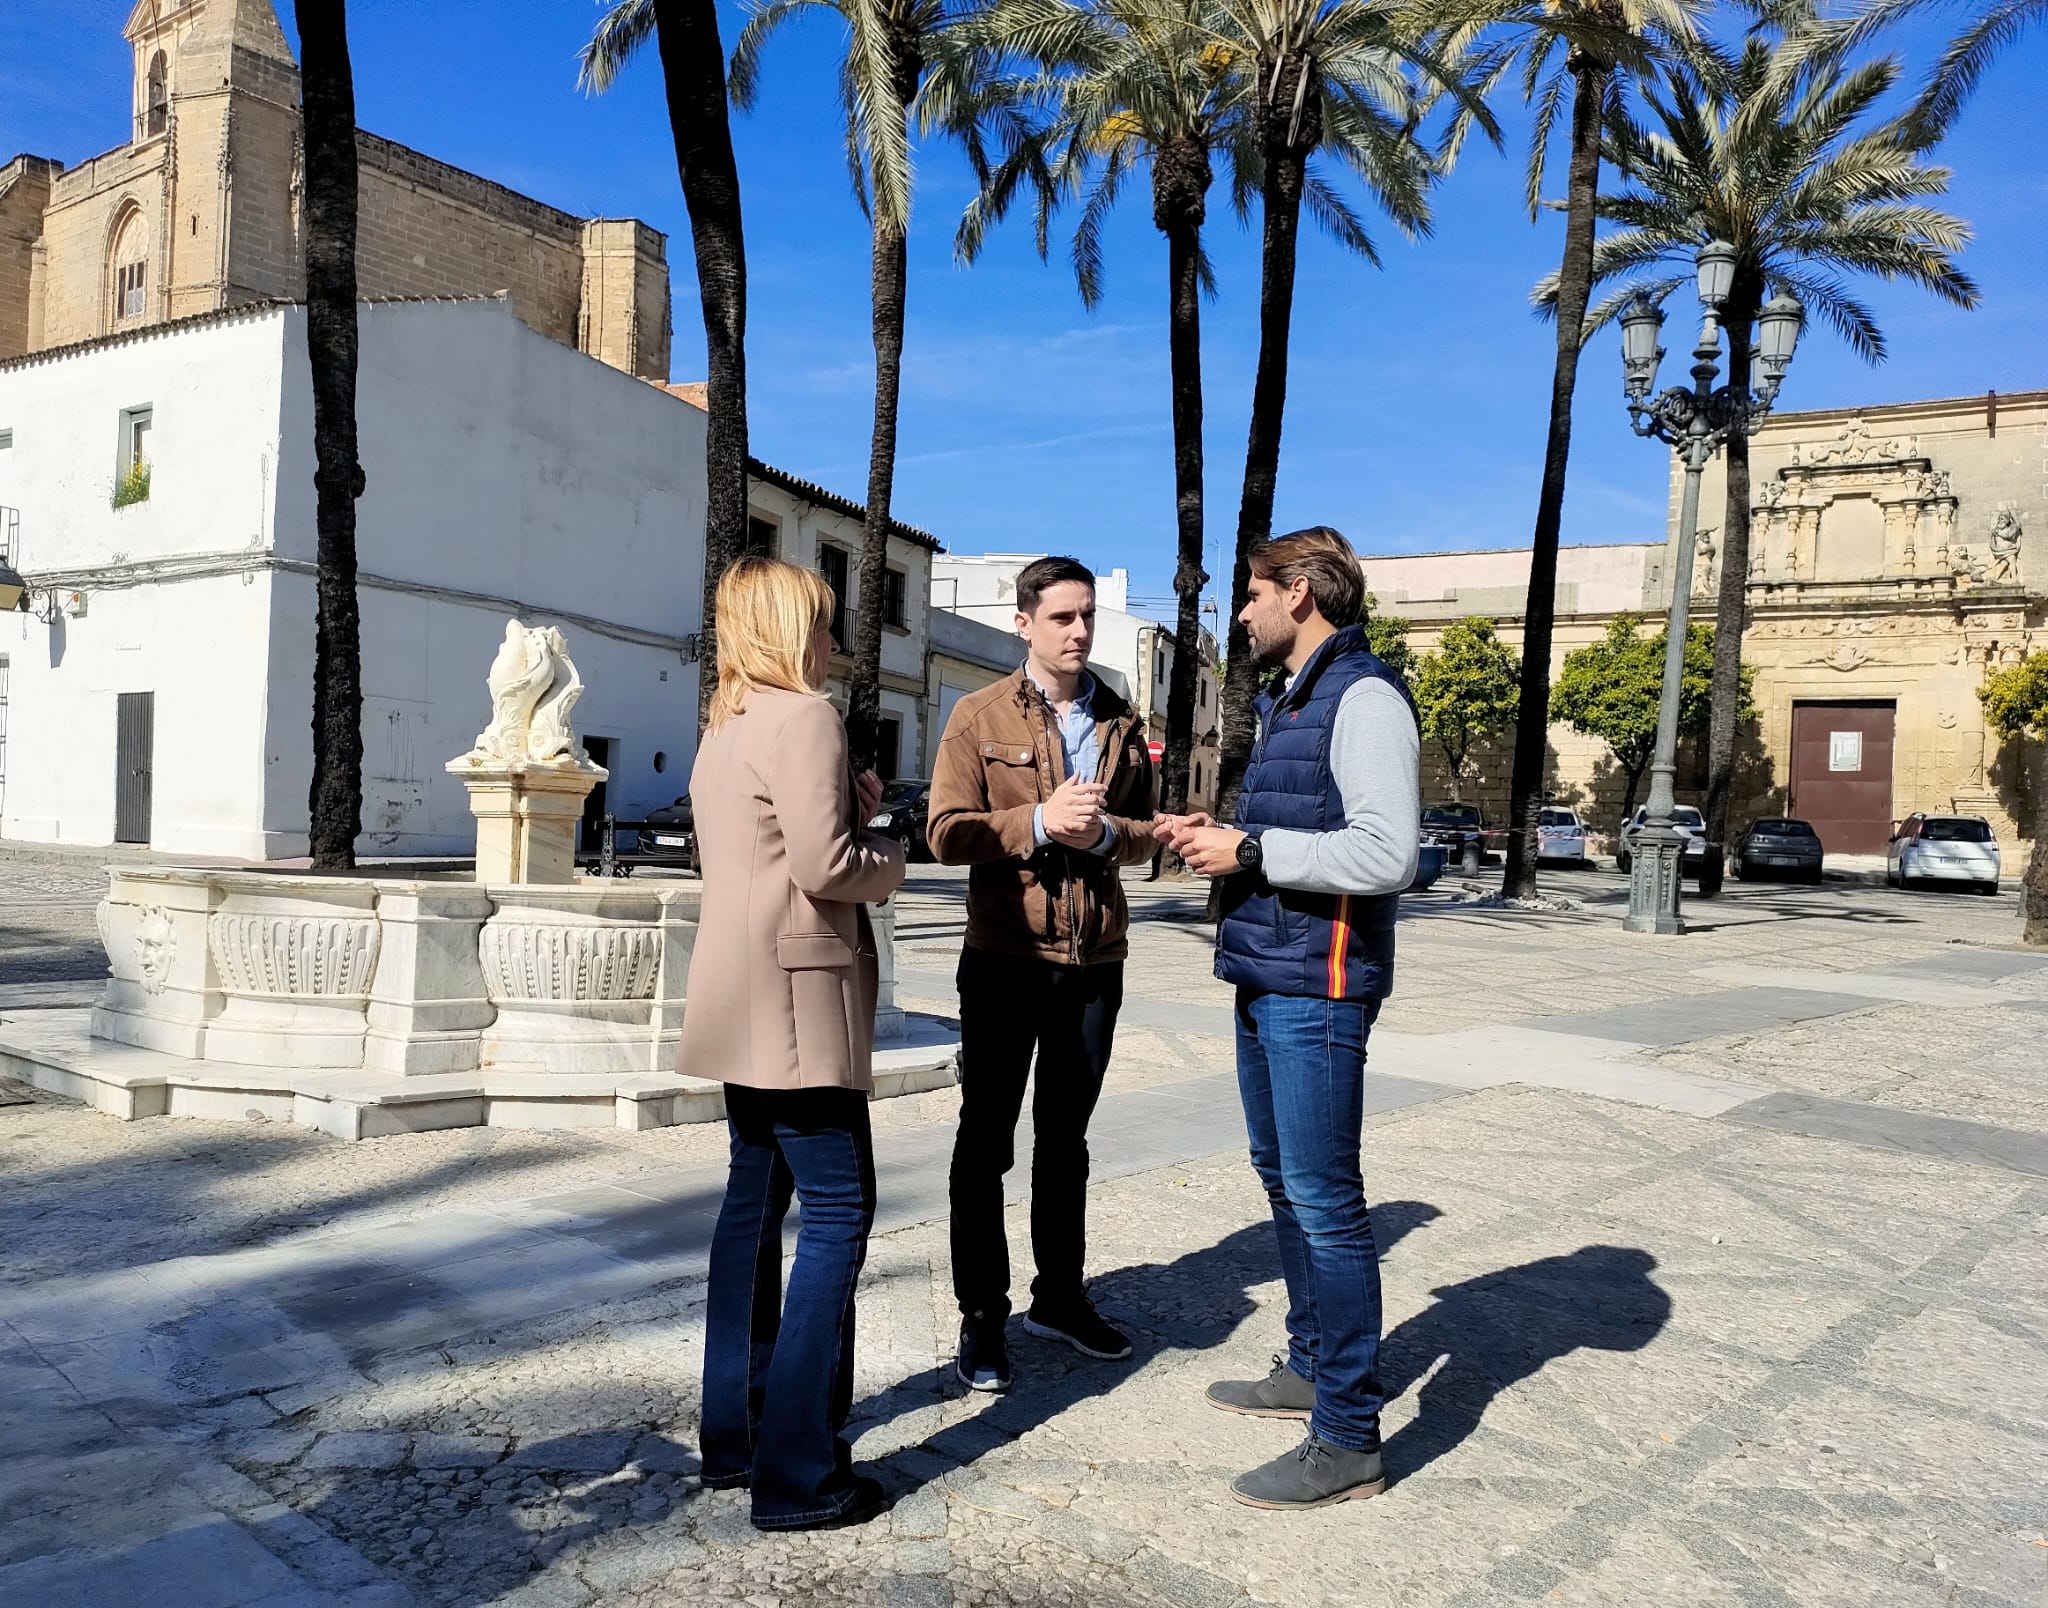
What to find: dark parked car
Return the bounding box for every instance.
[1420,802,1501,871]
[1734,817,1824,883]
[633,795,699,873]
[866,779,932,861]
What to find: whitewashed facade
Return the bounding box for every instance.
[0,295,937,856]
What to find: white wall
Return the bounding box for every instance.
[258,302,712,855]
[0,309,287,854]
[0,300,715,857]
[1,574,275,855]
[0,306,288,575]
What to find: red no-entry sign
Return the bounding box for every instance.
[1146,741,1165,764]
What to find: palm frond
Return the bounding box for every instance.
[578,0,657,94]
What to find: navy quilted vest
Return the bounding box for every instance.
[1215,625,1418,1001]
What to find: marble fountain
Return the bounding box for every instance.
[0,622,956,1139]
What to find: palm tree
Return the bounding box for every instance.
[582,0,752,734]
[300,2,365,872]
[1571,38,1977,847]
[1209,0,1488,824]
[1431,0,1698,900]
[728,0,999,773]
[961,0,1252,815]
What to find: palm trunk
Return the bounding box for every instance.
[1703,274,1763,848]
[300,2,364,873]
[652,0,749,734]
[1156,142,1210,817]
[1502,54,1607,899]
[1217,62,1312,826]
[849,213,908,775]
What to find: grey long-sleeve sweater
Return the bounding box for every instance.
[1254,676,1422,897]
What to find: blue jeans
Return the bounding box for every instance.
[701,1084,876,1527]
[1235,989,1386,1453]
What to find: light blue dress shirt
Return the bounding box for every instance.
[1026,667,1118,855]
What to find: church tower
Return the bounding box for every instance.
[125,0,305,321]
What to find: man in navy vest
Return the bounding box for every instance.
[1157,527,1420,1509]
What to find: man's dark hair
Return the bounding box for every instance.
[1015,555,1097,615]
[1249,526,1364,628]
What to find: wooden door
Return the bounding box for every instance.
[1788,701,1894,855]
[115,691,154,844]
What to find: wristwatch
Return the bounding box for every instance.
[1235,833,1264,873]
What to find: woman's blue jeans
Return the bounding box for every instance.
[1235,989,1386,1453]
[701,1083,876,1527]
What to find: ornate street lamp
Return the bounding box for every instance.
[0,558,27,614]
[1620,244,1802,934]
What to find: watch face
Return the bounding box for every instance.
[1237,835,1260,868]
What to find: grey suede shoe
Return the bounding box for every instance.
[1230,1434,1386,1510]
[1205,1354,1314,1420]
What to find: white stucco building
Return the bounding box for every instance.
[0,295,937,856]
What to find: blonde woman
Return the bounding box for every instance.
[682,556,907,1530]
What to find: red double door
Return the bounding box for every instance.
[1788,700,1896,855]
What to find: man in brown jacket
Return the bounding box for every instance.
[928,556,1156,1393]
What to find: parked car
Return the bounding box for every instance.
[1420,802,1502,870]
[634,795,699,873]
[1617,804,1720,891]
[1734,817,1824,883]
[1537,806,1588,864]
[867,779,933,861]
[1887,813,2001,893]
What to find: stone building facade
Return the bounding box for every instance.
[0,0,669,381]
[1368,388,2044,853]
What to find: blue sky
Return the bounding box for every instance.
[5,1,2043,620]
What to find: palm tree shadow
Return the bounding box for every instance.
[1378,1245,1670,1483]
[854,1199,1444,1499]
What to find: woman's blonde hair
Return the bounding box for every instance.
[707,556,837,731]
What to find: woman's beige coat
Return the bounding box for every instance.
[678,688,907,1091]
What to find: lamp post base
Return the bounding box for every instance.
[1623,827,1687,935]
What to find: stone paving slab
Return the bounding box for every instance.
[1725,1090,2048,1177]
[1526,986,1879,1045]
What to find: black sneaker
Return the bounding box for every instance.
[1206,1354,1314,1420]
[957,1314,1013,1393]
[1022,1300,1133,1361]
[753,1475,888,1532]
[1230,1434,1385,1510]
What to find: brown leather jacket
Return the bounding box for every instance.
[928,667,1156,966]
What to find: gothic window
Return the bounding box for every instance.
[145,51,168,137]
[109,207,149,325]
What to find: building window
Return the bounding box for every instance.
[115,260,146,321]
[1154,646,1165,685]
[745,513,779,557]
[1199,679,1208,710]
[114,405,152,508]
[818,545,849,645]
[876,716,903,782]
[108,206,148,328]
[884,567,907,630]
[145,51,168,137]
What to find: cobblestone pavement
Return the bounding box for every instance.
[2,851,2045,1606]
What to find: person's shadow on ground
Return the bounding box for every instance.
[851,1199,1445,1501]
[1377,1245,1671,1481]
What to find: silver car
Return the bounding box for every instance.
[1887,813,2001,893]
[1537,806,1588,863]
[1616,804,1708,873]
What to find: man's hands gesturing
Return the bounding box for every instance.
[1154,810,1248,878]
[1043,776,1110,850]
